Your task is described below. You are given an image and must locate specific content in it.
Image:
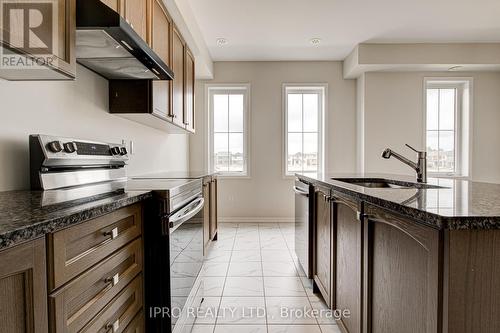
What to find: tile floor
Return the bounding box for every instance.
[184,222,342,333]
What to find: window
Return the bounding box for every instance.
[208,85,249,176]
[424,79,471,177]
[283,85,325,177]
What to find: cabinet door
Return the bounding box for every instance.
[203,179,211,254]
[363,204,440,333]
[100,0,121,11]
[209,178,218,240]
[171,26,185,127]
[0,239,48,333]
[122,0,148,41]
[313,187,333,307]
[151,0,172,119]
[184,47,195,133]
[334,196,362,333]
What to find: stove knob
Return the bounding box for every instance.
[120,147,128,156]
[47,141,63,153]
[110,147,121,155]
[63,142,78,153]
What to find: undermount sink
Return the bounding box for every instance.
[331,178,445,189]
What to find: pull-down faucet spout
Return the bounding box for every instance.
[382,144,427,183]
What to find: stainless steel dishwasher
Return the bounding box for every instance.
[294,179,313,278]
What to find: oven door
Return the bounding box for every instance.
[168,196,204,332]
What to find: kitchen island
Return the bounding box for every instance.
[296,173,500,333]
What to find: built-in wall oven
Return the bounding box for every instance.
[126,179,204,333]
[294,179,313,278]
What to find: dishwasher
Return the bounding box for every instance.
[294,179,313,278]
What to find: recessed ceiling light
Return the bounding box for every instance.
[216,38,228,47]
[310,38,322,46]
[448,65,463,71]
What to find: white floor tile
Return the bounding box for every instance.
[196,277,226,297]
[234,240,261,250]
[263,261,298,276]
[264,277,307,296]
[223,277,264,296]
[217,297,267,324]
[268,325,322,333]
[200,262,230,277]
[261,250,294,262]
[214,325,266,333]
[231,250,262,262]
[180,324,215,333]
[205,251,232,262]
[266,297,317,324]
[192,297,221,324]
[319,325,342,333]
[228,262,263,277]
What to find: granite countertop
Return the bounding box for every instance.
[0,190,152,251]
[296,173,500,230]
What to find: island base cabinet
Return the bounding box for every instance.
[363,204,440,333]
[0,238,48,333]
[446,230,500,333]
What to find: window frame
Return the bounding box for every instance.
[207,84,251,178]
[423,78,472,178]
[282,83,327,178]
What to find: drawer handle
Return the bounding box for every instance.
[104,273,120,286]
[105,319,120,333]
[103,227,118,239]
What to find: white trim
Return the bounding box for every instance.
[423,77,473,179]
[206,83,251,178]
[282,83,327,179]
[218,217,295,223]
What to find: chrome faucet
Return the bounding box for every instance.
[382,144,427,183]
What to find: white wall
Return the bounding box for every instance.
[0,66,189,191]
[190,61,356,220]
[361,71,500,183]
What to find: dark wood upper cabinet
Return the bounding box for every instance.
[172,25,185,128]
[0,238,48,333]
[184,47,195,133]
[333,195,363,333]
[313,185,333,307]
[122,0,148,41]
[0,0,76,80]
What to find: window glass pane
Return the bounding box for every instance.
[214,94,228,132]
[229,133,244,172]
[426,89,439,130]
[439,89,455,130]
[229,94,244,132]
[439,131,455,173]
[303,94,319,132]
[214,133,228,172]
[426,130,439,173]
[287,94,302,132]
[287,133,302,172]
[303,133,318,172]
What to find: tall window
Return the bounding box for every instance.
[425,79,470,177]
[208,85,249,176]
[283,85,325,177]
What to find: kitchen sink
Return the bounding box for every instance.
[331,178,445,189]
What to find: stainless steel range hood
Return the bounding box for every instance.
[76,0,174,80]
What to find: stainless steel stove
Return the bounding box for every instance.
[30,134,205,333]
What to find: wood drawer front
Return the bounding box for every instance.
[48,203,142,291]
[123,311,144,333]
[81,276,143,333]
[49,238,143,333]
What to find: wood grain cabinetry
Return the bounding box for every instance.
[122,0,148,41]
[184,47,196,133]
[363,203,440,333]
[172,25,185,128]
[0,0,76,80]
[333,195,363,333]
[313,185,333,307]
[203,177,211,254]
[209,176,218,241]
[0,238,48,333]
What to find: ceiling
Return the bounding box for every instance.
[187,0,500,61]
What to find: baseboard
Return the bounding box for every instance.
[218,217,295,223]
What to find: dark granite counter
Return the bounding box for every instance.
[296,173,500,230]
[0,190,152,251]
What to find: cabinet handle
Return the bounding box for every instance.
[105,319,120,333]
[104,273,119,286]
[103,227,118,239]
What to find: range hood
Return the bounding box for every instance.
[75,0,174,80]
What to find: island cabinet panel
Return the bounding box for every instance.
[202,177,211,254]
[446,230,500,333]
[313,185,333,307]
[333,195,363,333]
[363,204,441,333]
[209,176,219,241]
[0,238,48,333]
